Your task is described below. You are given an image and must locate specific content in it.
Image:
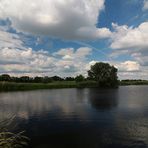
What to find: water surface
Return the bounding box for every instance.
[0,86,148,148]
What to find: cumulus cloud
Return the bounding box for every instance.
[0,27,24,49]
[0,45,93,77]
[110,22,148,50]
[107,22,148,79]
[0,0,111,40]
[0,47,56,74]
[143,0,148,10]
[115,61,140,72]
[54,47,92,58]
[0,24,92,77]
[110,22,148,68]
[53,47,92,76]
[108,22,148,79]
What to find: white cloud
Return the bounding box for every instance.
[62,55,74,60]
[143,0,148,10]
[110,22,148,70]
[110,22,148,50]
[0,28,24,49]
[0,47,56,74]
[115,61,140,72]
[0,0,111,40]
[54,47,92,59]
[0,24,94,77]
[53,47,92,76]
[0,45,93,77]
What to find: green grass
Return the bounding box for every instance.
[120,80,148,85]
[0,81,75,91]
[0,81,99,91]
[76,81,98,88]
[0,80,148,92]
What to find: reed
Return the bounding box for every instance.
[0,81,99,91]
[0,117,28,148]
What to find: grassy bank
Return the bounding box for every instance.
[0,81,98,91]
[0,80,148,92]
[120,80,148,85]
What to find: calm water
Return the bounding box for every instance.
[0,86,148,148]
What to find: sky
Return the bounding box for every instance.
[0,0,148,79]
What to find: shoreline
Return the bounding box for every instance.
[0,81,97,92]
[0,81,148,92]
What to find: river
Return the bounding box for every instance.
[0,86,148,148]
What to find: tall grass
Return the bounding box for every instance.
[0,81,76,91]
[0,81,98,91]
[0,117,28,148]
[120,80,148,85]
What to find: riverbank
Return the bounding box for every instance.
[0,81,98,91]
[0,80,148,91]
[120,80,148,85]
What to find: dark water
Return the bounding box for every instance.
[0,86,148,148]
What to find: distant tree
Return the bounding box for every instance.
[42,76,52,83]
[0,75,2,81]
[34,76,43,83]
[88,62,118,87]
[51,76,64,81]
[65,77,75,81]
[20,76,30,83]
[0,74,11,81]
[10,76,18,82]
[75,75,85,82]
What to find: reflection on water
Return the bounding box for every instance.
[88,88,118,110]
[0,86,148,148]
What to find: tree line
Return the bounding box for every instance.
[0,62,119,87]
[0,74,86,83]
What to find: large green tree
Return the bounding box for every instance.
[88,62,118,87]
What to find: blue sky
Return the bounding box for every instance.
[0,0,148,79]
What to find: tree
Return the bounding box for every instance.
[42,76,52,83]
[20,76,30,83]
[75,75,85,82]
[88,62,118,87]
[51,76,64,81]
[34,76,43,83]
[0,74,11,81]
[65,77,75,81]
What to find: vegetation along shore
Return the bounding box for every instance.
[0,62,147,91]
